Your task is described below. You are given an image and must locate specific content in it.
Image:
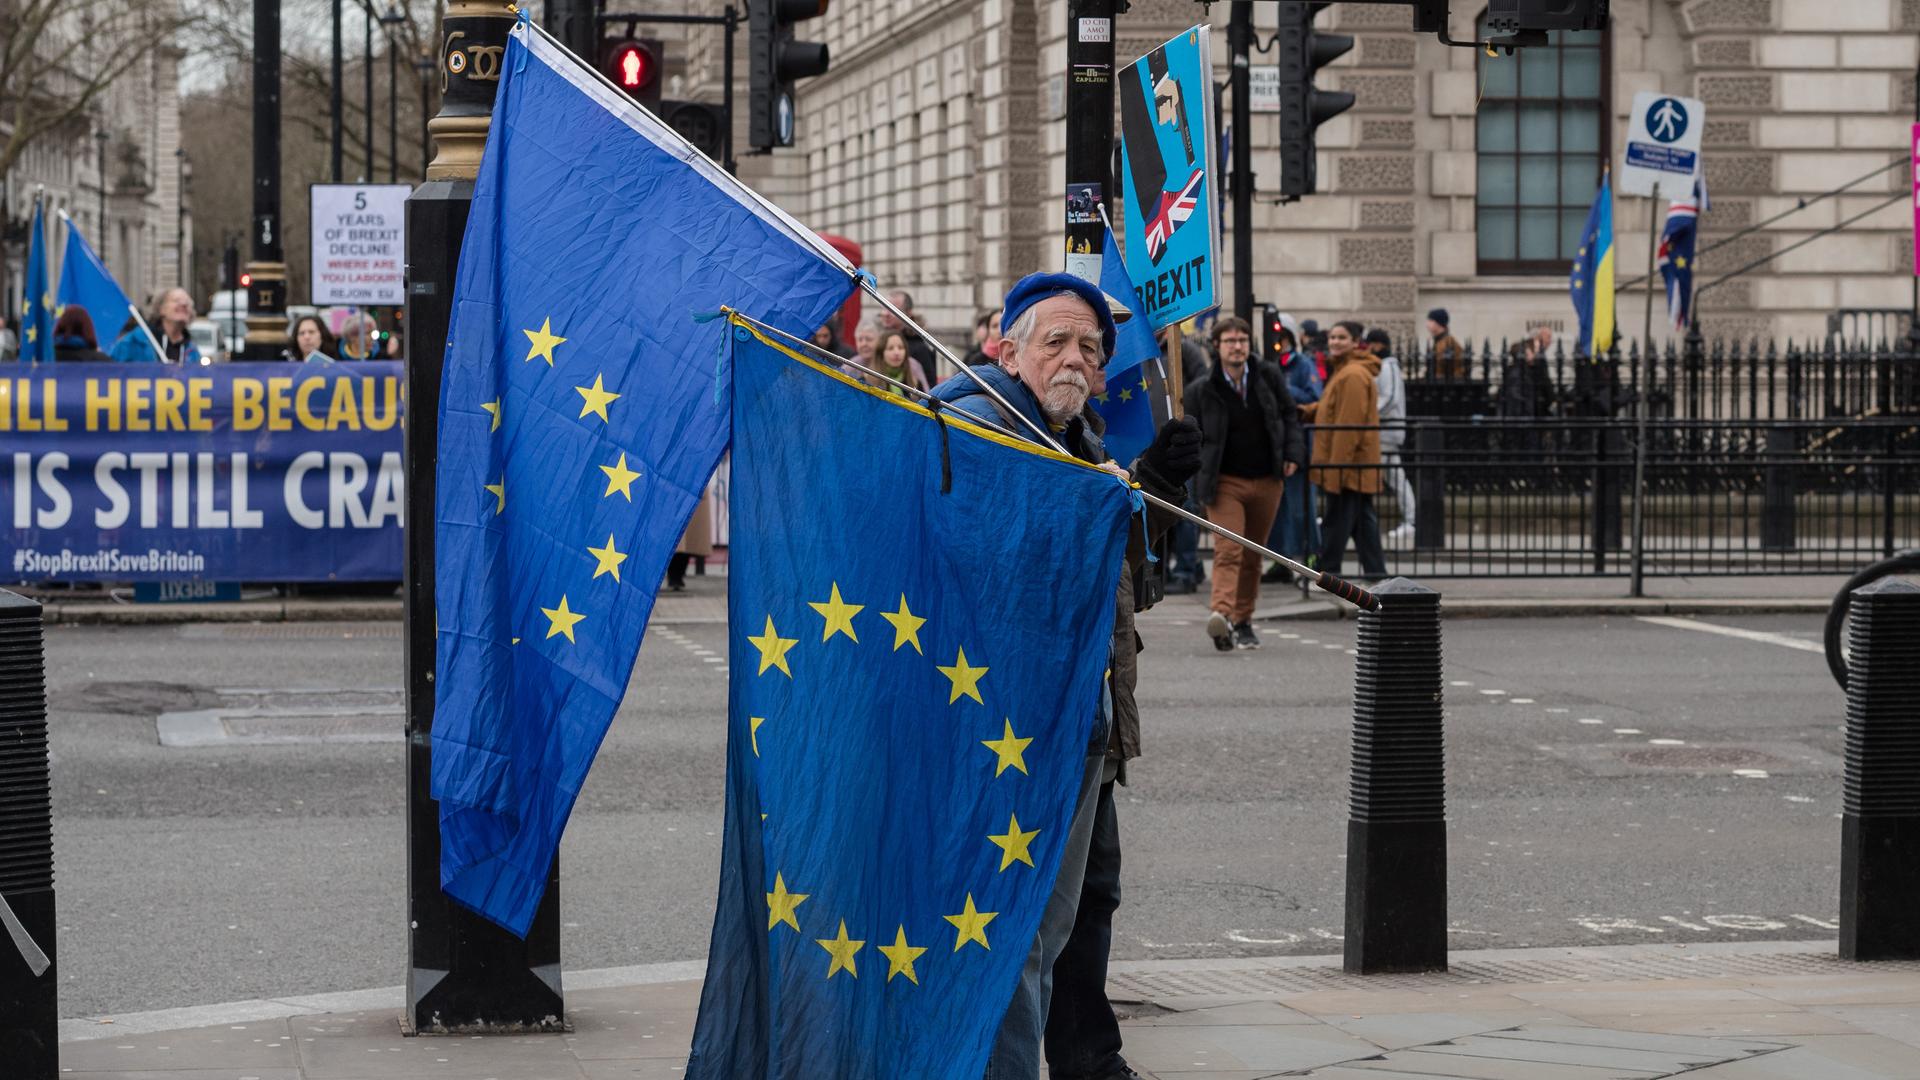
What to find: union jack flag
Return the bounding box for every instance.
[1657,174,1708,331]
[1144,168,1205,264]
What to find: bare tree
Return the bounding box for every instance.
[0,0,200,190]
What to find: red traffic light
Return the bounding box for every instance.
[602,38,663,107]
[239,272,253,287]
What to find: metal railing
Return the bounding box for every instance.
[1282,417,1920,579]
[1395,335,1920,426]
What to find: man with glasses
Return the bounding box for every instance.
[1184,316,1304,651]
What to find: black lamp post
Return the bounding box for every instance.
[93,128,109,242]
[175,147,188,283]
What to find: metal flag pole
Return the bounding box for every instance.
[732,309,1381,612]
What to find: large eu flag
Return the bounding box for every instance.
[687,317,1132,1079]
[1090,225,1166,465]
[432,21,855,935]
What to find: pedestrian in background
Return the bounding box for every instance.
[1302,320,1386,579]
[1160,323,1212,596]
[1186,316,1304,651]
[1365,327,1415,546]
[864,328,931,397]
[1263,313,1322,584]
[809,315,844,358]
[1427,308,1465,379]
[286,315,336,363]
[880,289,938,380]
[52,307,112,362]
[110,288,200,363]
[963,308,1000,367]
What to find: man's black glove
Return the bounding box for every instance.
[1139,415,1202,488]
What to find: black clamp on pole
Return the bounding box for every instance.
[0,590,56,1077]
[1344,578,1447,975]
[1839,576,1920,961]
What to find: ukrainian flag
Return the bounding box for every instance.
[1569,173,1615,356]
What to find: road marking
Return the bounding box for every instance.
[1634,615,1824,654]
[1649,738,1686,745]
[1732,768,1771,778]
[1660,915,1709,931]
[1578,718,1604,725]
[1613,728,1643,735]
[1790,914,1839,929]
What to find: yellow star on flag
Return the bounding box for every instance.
[599,452,641,500]
[944,893,997,951]
[881,595,926,654]
[540,595,585,643]
[808,582,864,643]
[982,719,1033,777]
[1138,373,1150,392]
[936,646,988,705]
[1096,392,1110,404]
[575,373,621,422]
[748,616,799,678]
[484,477,506,515]
[24,325,35,344]
[750,715,766,756]
[878,925,928,985]
[766,872,808,932]
[1118,387,1133,402]
[816,919,864,979]
[587,534,626,581]
[523,317,566,366]
[987,812,1040,871]
[480,399,501,432]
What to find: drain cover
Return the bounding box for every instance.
[156,687,404,747]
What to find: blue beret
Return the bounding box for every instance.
[999,272,1118,359]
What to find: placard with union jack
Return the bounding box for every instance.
[1117,24,1220,332]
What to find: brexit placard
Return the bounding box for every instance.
[1118,25,1221,331]
[310,184,410,306]
[2,363,405,582]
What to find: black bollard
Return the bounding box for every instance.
[1345,578,1447,975]
[1413,425,1445,551]
[0,590,55,1076]
[1759,427,1797,551]
[1838,576,1920,961]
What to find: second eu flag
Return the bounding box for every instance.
[431,21,855,936]
[1569,174,1615,355]
[686,316,1133,1079]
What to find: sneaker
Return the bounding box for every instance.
[1385,524,1415,548]
[1233,621,1261,649]
[1206,610,1235,652]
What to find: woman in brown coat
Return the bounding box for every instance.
[1298,320,1387,578]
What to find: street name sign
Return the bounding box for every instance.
[1620,91,1704,199]
[309,184,411,306]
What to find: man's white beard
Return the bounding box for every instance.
[1041,371,1089,424]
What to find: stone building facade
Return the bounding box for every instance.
[2,33,189,327]
[684,0,1917,353]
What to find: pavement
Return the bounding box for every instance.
[53,940,1920,1078]
[16,567,1850,625]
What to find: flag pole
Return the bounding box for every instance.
[731,310,1380,612]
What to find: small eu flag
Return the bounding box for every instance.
[1569,172,1615,355]
[686,317,1133,1079]
[20,201,53,363]
[57,212,134,343]
[430,21,855,936]
[1090,225,1166,466]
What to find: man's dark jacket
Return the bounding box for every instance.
[1183,358,1306,505]
[929,363,1182,765]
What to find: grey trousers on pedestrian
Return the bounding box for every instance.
[982,752,1107,1080]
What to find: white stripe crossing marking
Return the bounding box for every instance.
[1633,615,1825,654]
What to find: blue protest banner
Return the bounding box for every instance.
[1117,24,1221,331]
[1,363,404,582]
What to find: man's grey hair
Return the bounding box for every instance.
[1004,289,1099,355]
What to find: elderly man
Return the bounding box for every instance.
[110,287,201,364]
[932,273,1200,1080]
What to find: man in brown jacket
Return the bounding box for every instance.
[1428,308,1465,379]
[1300,320,1387,578]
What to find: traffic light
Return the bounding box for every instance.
[748,0,830,151]
[660,101,728,161]
[602,37,663,109]
[1276,2,1353,199]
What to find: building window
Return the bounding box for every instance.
[1475,18,1608,275]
